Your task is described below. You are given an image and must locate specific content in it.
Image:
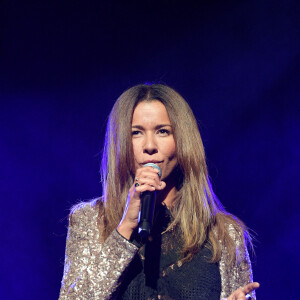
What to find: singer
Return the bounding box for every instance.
[59,84,259,300]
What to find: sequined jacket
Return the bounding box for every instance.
[59,200,256,300]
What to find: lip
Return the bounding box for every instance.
[141,160,163,165]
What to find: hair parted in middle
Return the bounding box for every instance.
[100,83,251,264]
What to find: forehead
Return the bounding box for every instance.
[132,100,171,125]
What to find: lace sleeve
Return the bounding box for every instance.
[59,201,138,300]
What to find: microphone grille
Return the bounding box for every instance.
[143,163,162,178]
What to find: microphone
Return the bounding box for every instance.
[138,163,162,243]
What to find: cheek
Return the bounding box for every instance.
[163,141,176,158]
[132,144,141,172]
[132,140,142,161]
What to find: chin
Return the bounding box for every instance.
[162,166,177,181]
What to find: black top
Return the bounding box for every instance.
[117,204,221,300]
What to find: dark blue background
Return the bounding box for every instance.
[0,1,299,299]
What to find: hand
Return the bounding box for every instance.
[226,282,260,300]
[117,166,166,239]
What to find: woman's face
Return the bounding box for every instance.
[131,100,177,181]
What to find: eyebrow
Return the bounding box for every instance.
[131,124,172,130]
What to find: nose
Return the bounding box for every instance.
[143,133,158,155]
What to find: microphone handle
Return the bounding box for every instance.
[138,190,156,243]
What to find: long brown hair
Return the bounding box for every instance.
[100,83,251,265]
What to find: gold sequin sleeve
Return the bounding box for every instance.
[219,225,256,300]
[59,200,139,300]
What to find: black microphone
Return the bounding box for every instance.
[138,163,162,243]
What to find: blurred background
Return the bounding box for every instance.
[0,1,299,299]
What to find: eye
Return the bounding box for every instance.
[157,128,170,135]
[131,130,142,136]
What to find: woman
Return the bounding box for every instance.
[59,84,259,300]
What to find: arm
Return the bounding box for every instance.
[220,226,257,300]
[59,166,165,299]
[59,201,139,300]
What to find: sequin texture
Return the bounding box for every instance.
[59,199,256,300]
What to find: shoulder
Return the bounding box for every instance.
[220,214,247,243]
[227,222,244,244]
[68,197,104,229]
[70,197,103,217]
[219,214,252,264]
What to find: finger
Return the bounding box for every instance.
[140,165,161,175]
[135,167,160,181]
[236,295,251,300]
[236,292,248,300]
[136,177,163,190]
[134,183,156,194]
[135,181,166,191]
[136,169,160,182]
[134,168,163,189]
[241,282,260,295]
[136,178,166,190]
[129,179,166,197]
[158,181,166,190]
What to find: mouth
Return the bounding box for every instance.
[141,160,163,166]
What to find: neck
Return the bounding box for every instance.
[157,166,182,208]
[157,179,178,208]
